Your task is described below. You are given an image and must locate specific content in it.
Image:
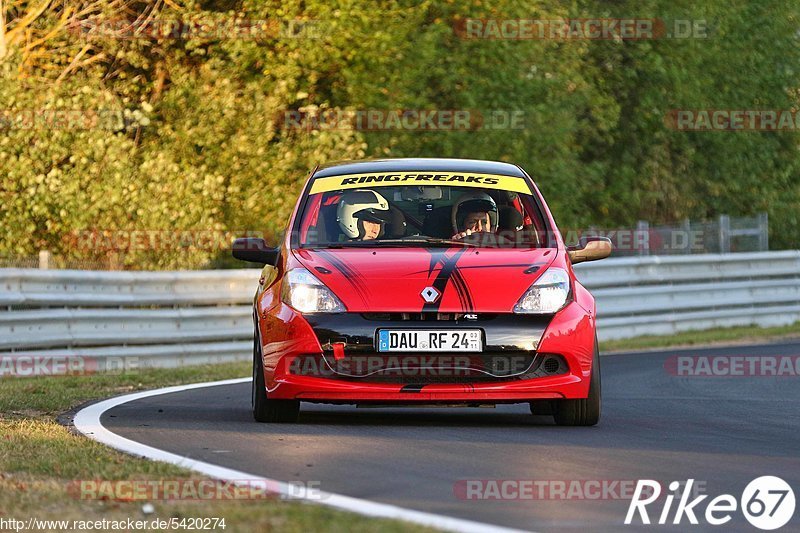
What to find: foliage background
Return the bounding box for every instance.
[1,0,798,268]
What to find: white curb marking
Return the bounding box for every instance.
[73,377,531,533]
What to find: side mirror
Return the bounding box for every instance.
[232,238,280,266]
[567,236,612,264]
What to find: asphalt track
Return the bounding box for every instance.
[101,341,800,532]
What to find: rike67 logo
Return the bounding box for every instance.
[626,477,795,530]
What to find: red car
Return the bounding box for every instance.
[233,159,611,425]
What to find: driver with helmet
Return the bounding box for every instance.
[336,189,392,241]
[451,191,498,240]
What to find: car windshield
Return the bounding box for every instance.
[296,172,549,248]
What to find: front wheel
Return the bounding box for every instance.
[551,341,601,426]
[252,332,300,423]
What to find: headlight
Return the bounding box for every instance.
[281,268,346,313]
[513,267,571,314]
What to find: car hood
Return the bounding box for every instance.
[291,247,558,313]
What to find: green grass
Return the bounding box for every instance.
[0,361,435,532]
[0,361,249,415]
[600,321,800,353]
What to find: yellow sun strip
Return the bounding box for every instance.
[309,171,532,195]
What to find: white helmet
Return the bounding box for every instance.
[337,189,391,239]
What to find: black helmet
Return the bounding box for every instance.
[451,191,498,233]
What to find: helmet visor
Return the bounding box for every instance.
[354,207,392,224]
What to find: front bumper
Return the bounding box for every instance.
[259,301,596,402]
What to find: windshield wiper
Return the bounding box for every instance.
[307,238,476,248]
[362,238,477,247]
[412,238,477,247]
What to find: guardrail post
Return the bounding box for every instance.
[718,215,730,253]
[757,212,769,251]
[38,250,51,269]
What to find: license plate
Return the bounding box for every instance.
[376,329,482,352]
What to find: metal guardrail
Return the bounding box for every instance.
[0,269,257,368]
[574,251,800,340]
[1,251,798,369]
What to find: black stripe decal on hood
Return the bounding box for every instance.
[422,248,468,313]
[408,262,531,276]
[450,267,474,313]
[314,249,370,306]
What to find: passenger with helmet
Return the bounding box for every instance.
[336,189,392,241]
[451,191,498,240]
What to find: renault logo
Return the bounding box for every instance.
[420,286,441,303]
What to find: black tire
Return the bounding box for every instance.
[252,331,300,423]
[551,340,601,426]
[528,401,553,416]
